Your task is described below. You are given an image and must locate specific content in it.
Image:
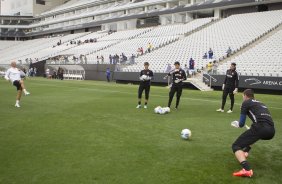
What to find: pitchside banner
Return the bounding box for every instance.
[203,74,282,91]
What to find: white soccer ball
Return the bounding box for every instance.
[154,106,162,114]
[141,75,147,80]
[163,107,170,113]
[181,129,192,140]
[159,108,166,115]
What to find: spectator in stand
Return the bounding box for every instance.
[207,61,213,74]
[109,54,113,64]
[64,56,69,63]
[212,60,219,74]
[147,43,153,53]
[106,68,111,82]
[29,68,34,77]
[116,54,120,64]
[58,67,64,80]
[52,70,57,79]
[203,53,208,59]
[34,67,37,76]
[189,58,195,77]
[101,55,104,64]
[112,54,116,64]
[84,55,87,64]
[184,64,189,77]
[79,54,84,64]
[97,56,100,64]
[137,48,141,56]
[46,68,50,79]
[164,63,172,73]
[121,53,127,63]
[140,47,144,55]
[130,54,136,64]
[226,46,232,57]
[208,48,214,59]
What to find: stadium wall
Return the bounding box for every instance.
[82,64,116,81]
[113,72,282,91]
[203,74,282,91]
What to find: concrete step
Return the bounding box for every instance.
[184,78,213,91]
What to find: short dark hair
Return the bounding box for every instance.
[231,62,236,66]
[243,89,254,98]
[174,61,180,65]
[144,62,149,66]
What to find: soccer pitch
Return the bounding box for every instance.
[0,78,281,184]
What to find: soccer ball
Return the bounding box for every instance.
[154,106,170,114]
[181,129,192,140]
[154,106,162,114]
[163,107,170,113]
[141,75,149,81]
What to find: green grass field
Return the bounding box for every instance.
[0,78,281,184]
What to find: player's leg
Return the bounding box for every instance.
[19,80,30,95]
[13,81,22,107]
[168,86,176,108]
[137,85,144,108]
[217,89,228,112]
[175,86,183,109]
[144,85,150,109]
[228,92,235,113]
[232,129,260,177]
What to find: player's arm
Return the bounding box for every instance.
[222,71,227,90]
[231,101,249,128]
[235,71,239,88]
[163,70,172,79]
[4,69,10,81]
[149,71,154,80]
[233,71,239,94]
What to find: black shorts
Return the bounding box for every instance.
[232,124,275,153]
[138,84,150,99]
[13,80,22,91]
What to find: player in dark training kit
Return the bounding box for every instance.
[164,61,187,110]
[136,62,154,109]
[230,89,275,177]
[217,63,239,113]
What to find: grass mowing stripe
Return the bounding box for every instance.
[32,81,282,110]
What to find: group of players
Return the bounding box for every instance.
[136,61,186,110]
[136,61,275,178]
[4,61,275,178]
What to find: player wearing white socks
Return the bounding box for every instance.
[4,61,30,107]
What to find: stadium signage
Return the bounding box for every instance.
[203,74,282,90]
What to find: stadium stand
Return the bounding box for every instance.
[0,41,21,50]
[88,17,213,64]
[122,10,282,72]
[0,32,89,64]
[217,28,282,77]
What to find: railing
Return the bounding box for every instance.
[202,72,217,87]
